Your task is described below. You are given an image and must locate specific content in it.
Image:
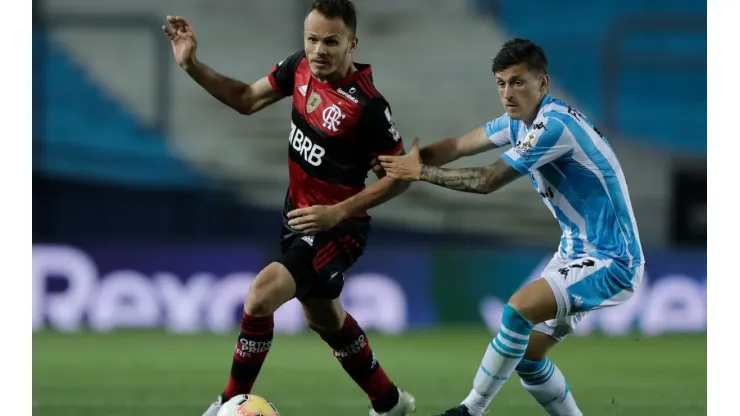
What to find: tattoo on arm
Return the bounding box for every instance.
[418,159,522,194]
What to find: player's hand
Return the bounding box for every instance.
[287,205,343,233]
[162,16,197,68]
[370,157,386,179]
[378,138,422,181]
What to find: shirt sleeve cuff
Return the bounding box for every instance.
[369,141,404,157]
[267,73,281,93]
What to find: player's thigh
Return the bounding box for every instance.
[544,256,641,318]
[509,277,560,324]
[278,222,368,302]
[301,297,347,333]
[244,262,298,316]
[530,256,643,341]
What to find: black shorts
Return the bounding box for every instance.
[276,219,370,300]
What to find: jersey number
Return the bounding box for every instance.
[558,259,596,277]
[567,106,604,138]
[539,186,554,199]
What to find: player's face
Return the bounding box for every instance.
[304,11,357,82]
[495,64,549,124]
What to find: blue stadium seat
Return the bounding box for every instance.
[33,29,206,188]
[478,0,706,153]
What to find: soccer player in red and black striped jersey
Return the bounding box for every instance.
[162,1,415,415]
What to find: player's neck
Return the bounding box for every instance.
[522,114,537,128]
[523,93,548,127]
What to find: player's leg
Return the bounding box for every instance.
[503,257,642,416]
[201,261,298,416]
[515,328,583,416]
[221,262,297,399]
[447,278,558,416]
[434,255,634,416]
[298,223,415,415]
[301,296,415,415]
[203,228,335,416]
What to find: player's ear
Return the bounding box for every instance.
[349,36,358,54]
[540,74,549,91]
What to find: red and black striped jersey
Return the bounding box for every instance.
[267,50,405,221]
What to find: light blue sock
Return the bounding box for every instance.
[517,358,583,416]
[462,304,534,416]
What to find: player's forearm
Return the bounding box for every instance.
[419,138,461,167]
[183,59,252,114]
[418,159,521,194]
[334,177,410,220]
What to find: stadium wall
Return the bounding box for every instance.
[35,0,685,245]
[33,244,706,337]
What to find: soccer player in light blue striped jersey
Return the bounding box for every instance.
[379,38,645,416]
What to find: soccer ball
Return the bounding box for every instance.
[216,394,280,416]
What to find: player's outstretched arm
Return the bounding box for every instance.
[419,126,495,167]
[417,159,521,194]
[379,139,522,194]
[186,70,280,116]
[162,16,282,115]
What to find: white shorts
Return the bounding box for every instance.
[534,254,644,341]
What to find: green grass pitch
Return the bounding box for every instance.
[33,329,706,415]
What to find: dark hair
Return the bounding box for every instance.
[310,0,358,34]
[492,38,548,75]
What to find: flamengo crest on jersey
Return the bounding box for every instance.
[483,94,644,268]
[267,50,404,218]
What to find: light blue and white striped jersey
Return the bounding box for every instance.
[483,94,644,268]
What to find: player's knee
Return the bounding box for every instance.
[507,293,538,321]
[244,263,297,317]
[244,292,274,317]
[508,279,558,324]
[302,299,346,334]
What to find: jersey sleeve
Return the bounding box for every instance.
[360,98,405,157]
[482,113,513,147]
[501,118,571,174]
[267,50,305,96]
